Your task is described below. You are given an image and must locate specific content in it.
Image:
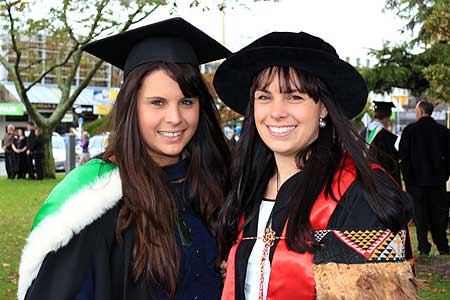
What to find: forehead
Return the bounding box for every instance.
[255,67,302,92]
[141,70,182,93]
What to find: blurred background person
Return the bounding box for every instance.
[33,127,45,180]
[2,124,16,179]
[25,121,36,179]
[78,132,90,165]
[12,129,28,179]
[361,101,401,184]
[399,100,450,255]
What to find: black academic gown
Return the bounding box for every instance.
[233,169,413,300]
[24,160,222,300]
[361,127,401,184]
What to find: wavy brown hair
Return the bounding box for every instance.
[103,62,230,297]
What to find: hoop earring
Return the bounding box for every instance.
[319,117,326,128]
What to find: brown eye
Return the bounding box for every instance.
[288,95,304,101]
[256,94,270,101]
[150,100,165,106]
[181,98,195,106]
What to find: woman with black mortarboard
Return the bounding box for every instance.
[19,18,230,300]
[214,32,419,300]
[361,101,402,185]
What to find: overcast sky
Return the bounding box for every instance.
[143,0,413,66]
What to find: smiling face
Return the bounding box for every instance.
[253,67,328,161]
[137,70,200,166]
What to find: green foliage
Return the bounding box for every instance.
[423,63,450,100]
[363,0,449,102]
[83,114,112,135]
[385,0,448,44]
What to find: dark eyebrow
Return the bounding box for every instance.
[255,89,304,95]
[144,96,195,102]
[144,96,166,101]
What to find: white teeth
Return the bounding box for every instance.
[268,126,296,133]
[158,131,182,137]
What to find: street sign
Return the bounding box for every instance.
[0,103,24,116]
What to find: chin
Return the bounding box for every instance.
[160,148,185,158]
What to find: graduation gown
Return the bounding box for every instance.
[361,125,401,184]
[223,158,418,300]
[19,159,222,300]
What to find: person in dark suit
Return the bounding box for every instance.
[33,127,45,180]
[399,100,450,255]
[25,121,36,179]
[361,101,401,184]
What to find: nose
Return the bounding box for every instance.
[165,103,182,125]
[270,98,288,120]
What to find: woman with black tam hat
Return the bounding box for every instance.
[18,18,230,300]
[214,31,419,300]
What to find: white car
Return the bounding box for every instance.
[52,133,66,171]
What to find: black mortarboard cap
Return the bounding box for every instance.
[81,17,230,76]
[373,101,395,112]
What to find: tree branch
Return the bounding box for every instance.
[59,50,83,104]
[80,0,110,44]
[19,58,46,72]
[62,1,80,45]
[24,46,78,92]
[50,59,104,127]
[121,3,161,31]
[6,2,21,74]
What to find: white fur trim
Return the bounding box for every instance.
[18,168,122,300]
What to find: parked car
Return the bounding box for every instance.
[89,133,110,157]
[52,133,66,171]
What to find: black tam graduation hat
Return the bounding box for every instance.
[81,17,230,76]
[373,101,395,112]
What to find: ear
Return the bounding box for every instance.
[319,102,328,119]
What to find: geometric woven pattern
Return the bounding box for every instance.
[312,229,407,262]
[333,229,391,259]
[314,230,331,243]
[371,230,406,261]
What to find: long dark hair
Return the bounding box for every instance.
[103,61,230,297]
[220,66,410,255]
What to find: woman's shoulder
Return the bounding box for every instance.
[32,159,119,228]
[330,168,410,230]
[18,159,123,300]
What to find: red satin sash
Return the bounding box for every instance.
[223,158,380,300]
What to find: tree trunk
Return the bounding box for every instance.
[41,127,56,179]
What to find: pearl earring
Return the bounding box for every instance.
[319,117,326,128]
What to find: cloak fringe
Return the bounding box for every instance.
[313,261,423,300]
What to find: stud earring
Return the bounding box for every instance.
[319,117,326,128]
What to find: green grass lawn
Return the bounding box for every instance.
[0,175,449,299]
[409,226,450,300]
[0,175,64,299]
